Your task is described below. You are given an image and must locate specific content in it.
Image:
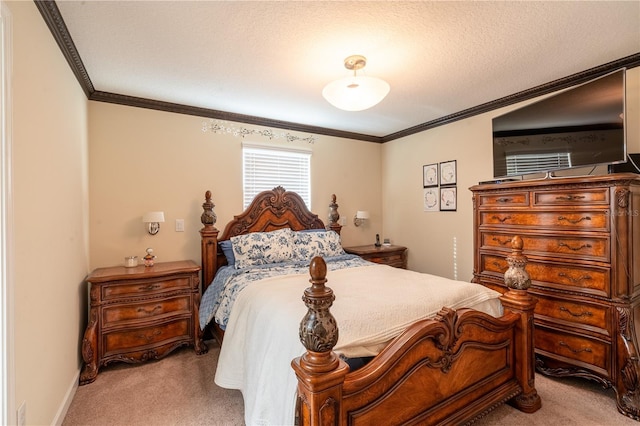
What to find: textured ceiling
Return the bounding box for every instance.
[54,1,640,139]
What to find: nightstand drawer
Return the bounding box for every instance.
[102,295,191,327]
[344,244,408,269]
[103,317,191,356]
[364,253,405,268]
[102,277,191,300]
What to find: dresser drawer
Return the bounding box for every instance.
[533,189,609,206]
[480,254,610,298]
[479,210,609,231]
[103,317,191,356]
[102,277,192,300]
[477,191,530,207]
[535,326,610,373]
[102,295,191,327]
[533,293,611,336]
[480,231,610,262]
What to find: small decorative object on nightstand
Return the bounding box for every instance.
[344,244,407,269]
[143,247,156,267]
[79,260,207,385]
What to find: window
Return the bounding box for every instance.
[243,143,311,209]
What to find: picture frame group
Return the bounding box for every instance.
[422,160,457,212]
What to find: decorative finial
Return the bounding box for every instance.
[504,236,531,290]
[299,257,339,353]
[201,190,217,227]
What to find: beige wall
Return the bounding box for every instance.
[8,1,89,425]
[382,67,640,281]
[88,102,382,270]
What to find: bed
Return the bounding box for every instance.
[198,187,541,425]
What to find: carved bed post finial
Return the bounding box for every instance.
[299,257,339,364]
[504,235,531,290]
[200,191,219,294]
[328,194,342,235]
[292,256,348,425]
[201,190,217,228]
[499,235,541,413]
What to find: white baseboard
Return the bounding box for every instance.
[52,368,80,426]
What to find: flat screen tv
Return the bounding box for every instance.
[492,69,626,179]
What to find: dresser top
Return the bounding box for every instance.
[470,173,640,192]
[87,260,200,282]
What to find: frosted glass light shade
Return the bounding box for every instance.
[322,75,390,111]
[356,210,370,219]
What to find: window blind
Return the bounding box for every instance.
[506,152,571,176]
[243,145,311,209]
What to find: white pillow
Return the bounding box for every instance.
[231,228,295,269]
[293,230,345,261]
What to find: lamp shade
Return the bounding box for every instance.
[356,210,370,220]
[142,211,165,223]
[322,75,390,111]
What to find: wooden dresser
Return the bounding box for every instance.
[470,173,640,420]
[344,244,408,268]
[80,260,207,385]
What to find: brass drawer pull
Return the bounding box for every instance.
[137,305,163,315]
[559,341,592,354]
[556,195,586,201]
[496,197,514,203]
[559,306,593,318]
[137,330,162,341]
[558,242,592,252]
[558,272,593,284]
[557,215,591,224]
[139,283,161,291]
[491,215,512,223]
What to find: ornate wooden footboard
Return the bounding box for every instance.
[292,236,541,425]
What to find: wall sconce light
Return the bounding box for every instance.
[353,210,370,227]
[143,211,165,235]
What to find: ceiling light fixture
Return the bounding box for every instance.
[322,55,390,112]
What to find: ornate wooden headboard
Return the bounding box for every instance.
[199,186,342,291]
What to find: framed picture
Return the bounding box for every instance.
[423,187,439,212]
[423,163,438,187]
[440,186,457,211]
[439,160,457,186]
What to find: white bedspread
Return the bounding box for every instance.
[214,263,502,426]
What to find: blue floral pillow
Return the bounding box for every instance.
[231,228,295,269]
[293,230,345,261]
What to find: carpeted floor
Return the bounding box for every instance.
[63,340,637,425]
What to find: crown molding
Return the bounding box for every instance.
[35,1,639,144]
[382,53,640,142]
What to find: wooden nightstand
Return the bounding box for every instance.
[80,260,207,385]
[344,244,408,269]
